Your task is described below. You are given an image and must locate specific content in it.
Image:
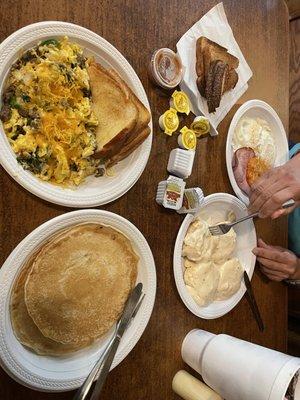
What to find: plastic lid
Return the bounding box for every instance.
[181,329,216,375]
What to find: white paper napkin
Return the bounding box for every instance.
[177,2,253,133]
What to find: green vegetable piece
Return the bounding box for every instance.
[40,38,59,47]
[22,95,30,102]
[9,96,20,109]
[17,153,43,174]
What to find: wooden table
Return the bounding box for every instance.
[0,1,289,399]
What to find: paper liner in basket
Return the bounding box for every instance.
[176,2,253,134]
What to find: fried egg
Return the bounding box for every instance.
[232,117,276,166]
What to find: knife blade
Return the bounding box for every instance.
[89,283,143,400]
[243,271,264,332]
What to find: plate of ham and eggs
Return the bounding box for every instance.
[226,99,289,205]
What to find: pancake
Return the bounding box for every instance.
[24,224,138,346]
[10,254,83,356]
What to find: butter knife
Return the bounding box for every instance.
[90,283,143,400]
[73,283,143,400]
[243,271,264,332]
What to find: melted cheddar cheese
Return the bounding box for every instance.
[1,37,99,185]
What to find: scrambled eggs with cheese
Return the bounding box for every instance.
[0,37,100,185]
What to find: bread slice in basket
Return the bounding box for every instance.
[195,37,239,112]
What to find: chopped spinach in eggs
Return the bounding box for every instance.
[0,37,100,185]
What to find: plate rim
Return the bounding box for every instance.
[225,99,289,205]
[0,209,156,392]
[0,21,152,207]
[173,193,257,319]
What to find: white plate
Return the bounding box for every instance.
[173,193,256,319]
[0,210,156,392]
[0,21,152,207]
[226,99,289,205]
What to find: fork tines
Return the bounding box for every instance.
[208,224,228,236]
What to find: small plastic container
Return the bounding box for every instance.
[156,180,167,205]
[156,175,186,210]
[169,90,190,115]
[149,48,184,90]
[167,148,195,179]
[191,116,210,137]
[177,188,204,214]
[178,127,197,150]
[159,108,179,136]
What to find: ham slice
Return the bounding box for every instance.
[232,147,255,195]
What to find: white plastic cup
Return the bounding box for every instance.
[182,329,300,400]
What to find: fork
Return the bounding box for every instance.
[209,199,295,236]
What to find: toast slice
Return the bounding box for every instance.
[104,69,151,166]
[203,37,239,71]
[196,37,239,98]
[88,62,138,159]
[205,60,229,113]
[224,68,238,92]
[106,69,150,137]
[106,126,151,167]
[195,36,207,82]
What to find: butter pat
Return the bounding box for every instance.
[191,116,210,137]
[158,108,179,135]
[172,370,223,400]
[170,90,190,115]
[178,126,197,150]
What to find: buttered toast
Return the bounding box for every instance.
[88,62,150,166]
[88,63,138,160]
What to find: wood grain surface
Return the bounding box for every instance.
[0,1,289,399]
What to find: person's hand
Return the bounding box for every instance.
[252,239,300,281]
[249,154,300,218]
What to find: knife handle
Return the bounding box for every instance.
[90,335,121,400]
[243,271,264,332]
[73,327,118,400]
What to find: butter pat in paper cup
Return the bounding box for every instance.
[176,2,253,130]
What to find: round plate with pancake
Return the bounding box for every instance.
[173,193,257,319]
[0,210,156,392]
[0,21,152,207]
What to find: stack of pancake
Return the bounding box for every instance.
[88,62,151,167]
[10,224,138,356]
